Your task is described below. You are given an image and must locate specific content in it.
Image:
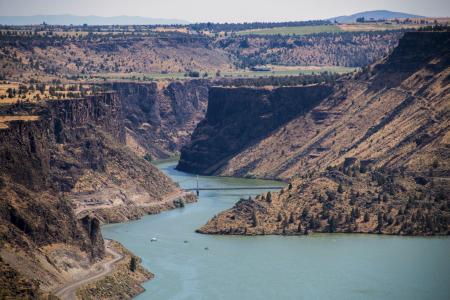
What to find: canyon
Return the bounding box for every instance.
[0,20,449,299]
[0,86,198,297]
[0,28,402,82]
[110,80,210,160]
[179,31,450,236]
[177,84,333,175]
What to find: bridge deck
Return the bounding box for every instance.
[184,186,283,191]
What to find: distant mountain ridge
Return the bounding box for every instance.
[329,10,424,23]
[0,14,189,25]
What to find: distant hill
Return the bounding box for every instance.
[0,15,189,25]
[329,10,424,23]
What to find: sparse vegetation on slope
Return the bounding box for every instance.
[0,92,185,295]
[219,31,403,68]
[196,31,450,236]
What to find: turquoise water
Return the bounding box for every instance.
[102,161,450,300]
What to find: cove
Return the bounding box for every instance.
[102,160,450,300]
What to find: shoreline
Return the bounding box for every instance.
[51,185,197,298]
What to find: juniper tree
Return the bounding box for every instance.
[364,212,370,223]
[289,212,295,224]
[266,192,272,203]
[301,207,309,220]
[337,183,344,194]
[252,211,259,227]
[328,217,336,233]
[130,256,137,272]
[376,212,383,233]
[277,212,283,222]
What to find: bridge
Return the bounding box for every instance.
[184,186,284,191]
[179,175,284,196]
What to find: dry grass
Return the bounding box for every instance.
[0,36,235,82]
[0,82,96,103]
[218,46,450,180]
[338,23,422,32]
[0,116,40,122]
[154,27,188,33]
[0,115,40,129]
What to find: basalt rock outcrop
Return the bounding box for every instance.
[0,92,185,295]
[76,241,153,300]
[198,31,450,236]
[177,84,333,175]
[110,80,210,159]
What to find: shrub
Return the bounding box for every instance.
[130,256,137,272]
[188,70,200,78]
[144,153,153,162]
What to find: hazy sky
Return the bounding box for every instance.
[0,0,449,22]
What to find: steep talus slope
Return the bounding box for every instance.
[0,102,106,296]
[218,31,450,179]
[111,80,209,159]
[177,84,333,175]
[198,31,450,236]
[0,93,186,295]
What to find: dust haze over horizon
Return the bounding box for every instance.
[0,0,449,23]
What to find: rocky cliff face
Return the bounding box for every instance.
[177,84,333,175]
[0,92,185,294]
[198,31,450,236]
[110,80,210,159]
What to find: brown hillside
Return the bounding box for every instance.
[111,80,210,159]
[218,31,449,180]
[198,31,450,236]
[0,34,234,81]
[0,93,186,295]
[177,84,333,174]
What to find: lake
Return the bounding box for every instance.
[102,160,450,300]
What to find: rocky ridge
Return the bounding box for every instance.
[0,91,191,296]
[110,80,210,160]
[197,31,450,236]
[76,241,153,300]
[177,84,333,175]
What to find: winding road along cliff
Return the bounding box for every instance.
[53,240,123,300]
[0,91,190,297]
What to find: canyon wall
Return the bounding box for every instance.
[0,115,105,258]
[0,91,185,296]
[198,31,450,236]
[177,84,333,175]
[111,80,210,159]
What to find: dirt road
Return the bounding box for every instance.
[75,189,190,216]
[53,240,123,300]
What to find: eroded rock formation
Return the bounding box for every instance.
[198,31,450,236]
[177,84,333,175]
[0,91,188,295]
[111,80,210,159]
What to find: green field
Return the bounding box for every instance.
[89,66,356,82]
[90,72,187,81]
[222,67,356,78]
[237,25,343,36]
[236,23,421,36]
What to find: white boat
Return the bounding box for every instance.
[150,237,157,242]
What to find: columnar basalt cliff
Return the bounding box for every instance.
[198,31,450,236]
[109,80,210,159]
[0,92,189,296]
[177,84,333,175]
